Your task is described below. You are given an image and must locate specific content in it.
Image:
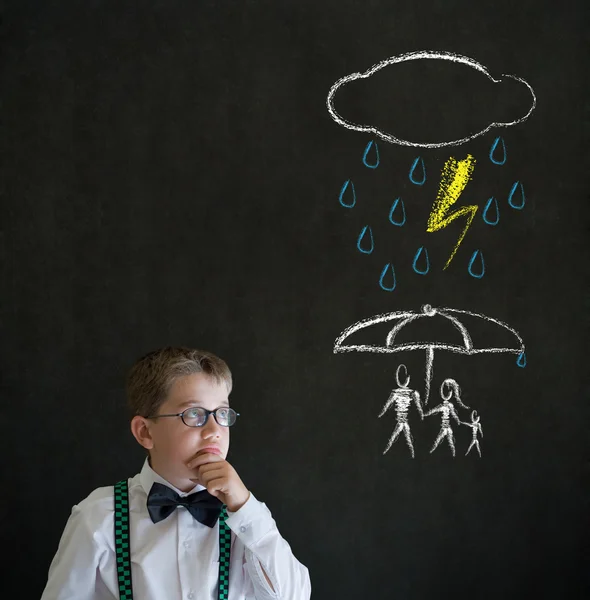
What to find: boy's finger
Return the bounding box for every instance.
[198,467,226,484]
[203,475,228,493]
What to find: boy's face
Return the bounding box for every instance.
[135,372,231,492]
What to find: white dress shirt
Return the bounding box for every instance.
[40,459,311,600]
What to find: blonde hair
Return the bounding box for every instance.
[126,346,233,419]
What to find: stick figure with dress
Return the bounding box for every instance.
[424,378,469,457]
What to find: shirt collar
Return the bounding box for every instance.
[139,457,206,498]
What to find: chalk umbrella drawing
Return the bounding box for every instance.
[334,304,525,404]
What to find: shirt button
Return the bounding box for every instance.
[240,525,247,532]
[188,594,194,599]
[184,541,190,548]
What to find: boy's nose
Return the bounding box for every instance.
[201,414,222,436]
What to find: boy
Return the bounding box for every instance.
[41,346,311,600]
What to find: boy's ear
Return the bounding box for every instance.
[130,416,155,450]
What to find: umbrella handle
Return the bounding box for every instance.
[424,347,435,404]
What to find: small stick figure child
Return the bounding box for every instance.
[378,364,424,458]
[424,378,469,457]
[462,410,483,457]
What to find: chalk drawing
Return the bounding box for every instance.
[462,410,484,457]
[378,364,424,457]
[409,156,426,185]
[339,180,356,208]
[426,154,477,268]
[389,197,406,226]
[326,50,537,148]
[362,140,380,168]
[489,136,507,165]
[508,181,526,209]
[424,379,468,456]
[357,225,375,254]
[412,246,430,275]
[482,196,500,225]
[334,303,525,404]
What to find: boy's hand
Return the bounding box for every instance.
[187,453,250,512]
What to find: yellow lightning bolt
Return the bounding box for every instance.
[427,154,477,269]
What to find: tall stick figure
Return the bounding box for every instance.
[378,364,424,458]
[462,409,483,457]
[425,378,469,456]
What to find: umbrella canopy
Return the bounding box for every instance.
[334,304,525,403]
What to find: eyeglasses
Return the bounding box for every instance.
[145,407,240,428]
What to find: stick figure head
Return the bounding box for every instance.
[440,378,469,409]
[395,364,410,388]
[471,410,480,423]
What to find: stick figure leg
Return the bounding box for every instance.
[383,423,404,454]
[402,424,415,458]
[465,439,475,456]
[430,429,445,454]
[445,429,456,457]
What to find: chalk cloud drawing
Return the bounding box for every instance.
[326,50,537,148]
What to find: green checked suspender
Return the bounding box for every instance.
[114,480,232,600]
[114,481,133,600]
[217,506,232,600]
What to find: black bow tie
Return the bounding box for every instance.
[147,482,223,527]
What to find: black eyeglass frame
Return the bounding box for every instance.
[144,406,240,427]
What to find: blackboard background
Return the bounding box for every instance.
[1,1,589,598]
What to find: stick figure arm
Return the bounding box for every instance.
[450,406,461,424]
[423,405,441,417]
[478,423,483,437]
[413,391,424,419]
[378,392,396,418]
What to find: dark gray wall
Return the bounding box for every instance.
[1,1,588,598]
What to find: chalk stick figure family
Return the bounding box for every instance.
[379,364,483,458]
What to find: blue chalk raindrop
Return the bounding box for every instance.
[412,246,430,275]
[489,136,507,165]
[388,198,406,226]
[356,225,374,254]
[468,250,485,278]
[339,180,356,208]
[508,181,526,209]
[362,141,380,169]
[517,351,526,368]
[379,263,397,291]
[409,156,426,185]
[482,196,500,225]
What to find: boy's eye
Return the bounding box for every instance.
[185,408,201,419]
